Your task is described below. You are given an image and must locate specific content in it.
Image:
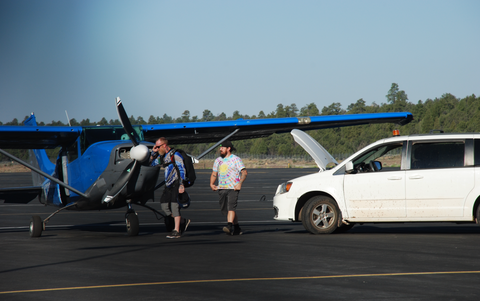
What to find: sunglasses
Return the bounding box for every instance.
[154,144,165,150]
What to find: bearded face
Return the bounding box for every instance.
[153,141,167,155]
[219,146,229,158]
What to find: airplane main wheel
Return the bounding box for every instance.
[126,213,139,236]
[30,215,43,237]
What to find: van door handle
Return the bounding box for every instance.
[387,176,402,180]
[409,175,424,180]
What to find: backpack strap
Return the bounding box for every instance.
[160,149,174,167]
[168,148,183,186]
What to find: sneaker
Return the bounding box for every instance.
[181,219,191,234]
[166,229,181,239]
[233,225,243,236]
[223,223,233,235]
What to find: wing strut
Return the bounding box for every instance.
[153,128,241,191]
[61,150,70,197]
[0,149,89,199]
[196,128,240,160]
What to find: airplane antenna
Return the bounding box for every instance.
[65,110,72,126]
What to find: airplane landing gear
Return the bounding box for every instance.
[30,215,43,237]
[29,202,78,238]
[125,204,139,236]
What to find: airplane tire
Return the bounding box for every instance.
[126,213,139,236]
[30,215,43,237]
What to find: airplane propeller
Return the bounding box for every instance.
[116,97,141,146]
[102,97,150,204]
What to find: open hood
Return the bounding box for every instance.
[291,129,338,171]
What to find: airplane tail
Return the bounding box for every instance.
[24,114,56,185]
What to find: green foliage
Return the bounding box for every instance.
[202,110,214,122]
[2,84,480,163]
[300,103,319,116]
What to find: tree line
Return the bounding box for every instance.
[1,83,479,162]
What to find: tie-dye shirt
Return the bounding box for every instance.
[213,154,245,189]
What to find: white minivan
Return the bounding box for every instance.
[273,129,480,234]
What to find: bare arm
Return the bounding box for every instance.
[234,169,247,191]
[210,171,218,191]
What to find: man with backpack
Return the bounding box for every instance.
[210,140,247,235]
[151,137,190,239]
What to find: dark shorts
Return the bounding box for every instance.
[161,182,181,217]
[218,189,239,215]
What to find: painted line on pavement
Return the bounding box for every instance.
[1,270,480,295]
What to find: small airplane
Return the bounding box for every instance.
[0,97,413,237]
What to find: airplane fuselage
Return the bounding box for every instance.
[42,141,160,210]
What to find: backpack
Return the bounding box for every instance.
[167,148,196,187]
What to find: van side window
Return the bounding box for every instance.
[411,142,464,169]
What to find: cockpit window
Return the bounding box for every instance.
[79,125,144,154]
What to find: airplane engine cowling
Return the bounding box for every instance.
[130,145,149,162]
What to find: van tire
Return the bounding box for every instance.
[476,204,480,225]
[301,196,339,234]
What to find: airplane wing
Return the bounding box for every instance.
[141,112,413,145]
[0,125,82,149]
[0,186,42,203]
[0,112,413,148]
[0,112,82,149]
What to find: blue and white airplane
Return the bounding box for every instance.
[0,98,413,237]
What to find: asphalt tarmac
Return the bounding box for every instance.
[1,168,480,300]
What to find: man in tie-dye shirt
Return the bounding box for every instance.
[210,140,247,235]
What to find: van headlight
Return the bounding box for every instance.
[276,182,293,195]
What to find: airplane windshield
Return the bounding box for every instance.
[80,125,144,154]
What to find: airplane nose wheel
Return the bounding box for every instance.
[125,210,139,236]
[30,215,43,237]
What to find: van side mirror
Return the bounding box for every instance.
[345,161,355,174]
[372,160,382,171]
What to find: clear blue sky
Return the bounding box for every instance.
[1,0,479,124]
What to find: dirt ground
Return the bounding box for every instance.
[0,163,32,173]
[194,158,317,170]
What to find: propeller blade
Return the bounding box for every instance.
[116,97,140,146]
[102,160,138,204]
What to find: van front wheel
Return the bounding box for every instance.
[301,196,339,234]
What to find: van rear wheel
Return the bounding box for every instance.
[476,205,480,225]
[301,196,339,234]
